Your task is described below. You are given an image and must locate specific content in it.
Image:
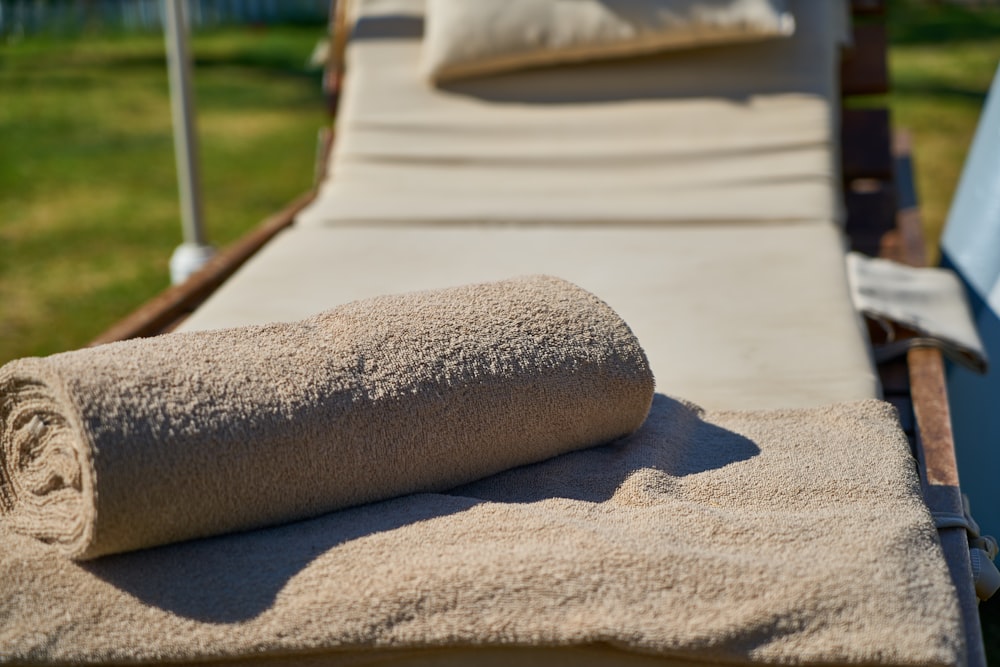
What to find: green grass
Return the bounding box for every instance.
[888,0,1000,263]
[0,25,328,364]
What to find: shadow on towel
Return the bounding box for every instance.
[83,493,485,623]
[448,394,760,503]
[84,395,757,624]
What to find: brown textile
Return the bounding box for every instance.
[0,398,962,665]
[0,275,654,559]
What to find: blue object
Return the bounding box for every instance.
[940,62,1000,541]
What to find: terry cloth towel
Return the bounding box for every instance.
[0,275,654,560]
[0,398,963,666]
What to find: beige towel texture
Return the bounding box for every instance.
[0,397,962,666]
[0,275,654,560]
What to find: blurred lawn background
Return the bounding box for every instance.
[0,22,329,363]
[889,0,1000,264]
[0,0,999,657]
[2,1,1000,365]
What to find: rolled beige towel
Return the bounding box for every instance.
[0,275,654,560]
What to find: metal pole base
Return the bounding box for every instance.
[169,242,215,285]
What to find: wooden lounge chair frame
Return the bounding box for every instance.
[88,0,988,661]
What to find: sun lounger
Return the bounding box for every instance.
[0,0,989,664]
[298,0,848,227]
[180,0,872,412]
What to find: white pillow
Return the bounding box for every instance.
[422,0,796,83]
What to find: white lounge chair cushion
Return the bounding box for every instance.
[178,222,879,411]
[422,0,795,82]
[297,0,850,227]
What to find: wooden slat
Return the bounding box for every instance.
[907,348,986,667]
[314,126,335,186]
[882,131,928,266]
[323,68,342,116]
[324,0,348,115]
[845,181,896,256]
[841,23,889,97]
[909,349,961,489]
[841,108,892,180]
[840,107,895,255]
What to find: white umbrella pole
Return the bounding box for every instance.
[163,0,214,285]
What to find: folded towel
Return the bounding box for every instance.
[0,275,654,559]
[0,397,962,666]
